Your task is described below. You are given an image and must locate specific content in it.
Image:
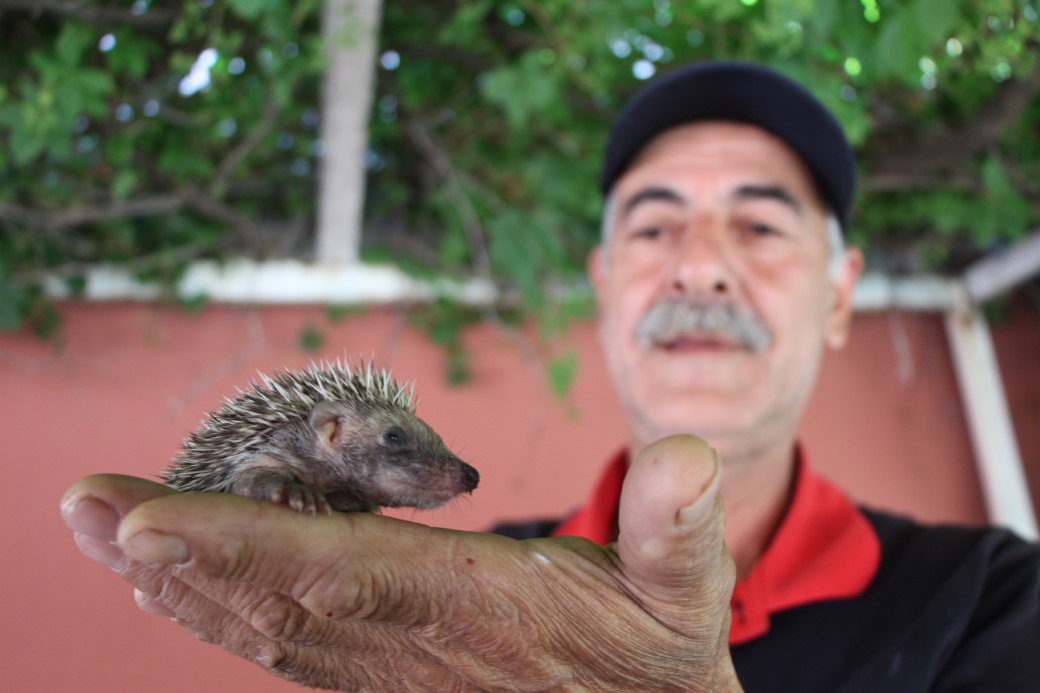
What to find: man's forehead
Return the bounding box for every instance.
[618,184,806,219]
[613,121,825,212]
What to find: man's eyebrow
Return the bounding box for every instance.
[732,184,804,215]
[620,187,686,218]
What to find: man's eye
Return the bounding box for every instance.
[631,226,664,240]
[746,221,778,237]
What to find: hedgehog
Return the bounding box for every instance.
[163,359,479,515]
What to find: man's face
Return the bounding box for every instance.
[590,122,862,456]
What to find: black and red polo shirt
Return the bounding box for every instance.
[492,449,1040,691]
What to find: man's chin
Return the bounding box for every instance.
[628,393,754,439]
[636,354,757,394]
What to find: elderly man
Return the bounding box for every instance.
[62,62,1040,691]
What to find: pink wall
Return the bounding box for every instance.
[2,300,1035,692]
[992,294,1040,514]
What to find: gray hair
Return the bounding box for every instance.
[599,193,847,281]
[823,213,845,281]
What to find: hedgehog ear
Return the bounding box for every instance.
[310,401,345,450]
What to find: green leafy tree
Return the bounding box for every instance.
[0,0,325,334]
[2,0,1038,341]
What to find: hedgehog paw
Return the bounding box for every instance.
[268,482,332,516]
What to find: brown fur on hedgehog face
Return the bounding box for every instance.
[309,400,479,511]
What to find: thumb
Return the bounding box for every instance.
[616,434,734,636]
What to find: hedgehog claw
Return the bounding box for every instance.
[268,482,331,516]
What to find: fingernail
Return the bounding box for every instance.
[62,496,120,541]
[74,533,129,572]
[121,530,190,566]
[676,448,722,529]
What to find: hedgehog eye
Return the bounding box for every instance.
[380,427,408,448]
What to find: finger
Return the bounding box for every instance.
[61,474,177,542]
[126,557,459,691]
[124,560,295,664]
[616,435,734,634]
[162,570,338,647]
[62,475,178,575]
[74,532,130,572]
[134,588,177,618]
[127,562,339,687]
[115,491,464,627]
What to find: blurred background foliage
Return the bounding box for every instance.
[1,0,1039,341]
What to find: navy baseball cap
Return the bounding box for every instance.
[600,61,856,229]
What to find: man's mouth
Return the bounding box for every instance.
[654,334,743,352]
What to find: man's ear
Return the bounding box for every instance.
[825,247,865,350]
[587,245,607,300]
[310,401,344,451]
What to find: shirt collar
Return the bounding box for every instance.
[551,446,880,645]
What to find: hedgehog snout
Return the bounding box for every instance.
[459,462,479,492]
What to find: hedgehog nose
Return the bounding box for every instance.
[460,463,479,491]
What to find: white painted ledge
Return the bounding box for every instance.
[43,260,960,312]
[42,260,497,305]
[851,274,960,312]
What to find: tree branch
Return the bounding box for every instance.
[0,187,257,242]
[860,171,981,194]
[0,193,187,229]
[0,0,178,28]
[210,95,281,197]
[184,190,257,239]
[10,239,213,285]
[401,114,550,416]
[0,88,283,247]
[401,116,493,282]
[863,54,1040,188]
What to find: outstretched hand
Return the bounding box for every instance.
[61,435,741,692]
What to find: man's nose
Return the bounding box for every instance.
[668,216,733,297]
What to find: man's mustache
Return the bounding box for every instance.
[635,298,773,352]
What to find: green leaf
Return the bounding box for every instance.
[55,22,93,65]
[546,350,579,400]
[979,155,1030,240]
[158,141,214,179]
[77,69,116,98]
[107,32,152,80]
[804,0,839,38]
[227,0,278,21]
[910,0,960,50]
[873,13,923,76]
[438,0,494,44]
[325,304,365,322]
[299,323,325,352]
[480,54,558,129]
[25,294,61,341]
[175,294,210,314]
[0,280,27,331]
[10,131,47,165]
[981,155,1014,198]
[112,170,138,200]
[66,276,88,298]
[445,345,470,386]
[103,136,135,168]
